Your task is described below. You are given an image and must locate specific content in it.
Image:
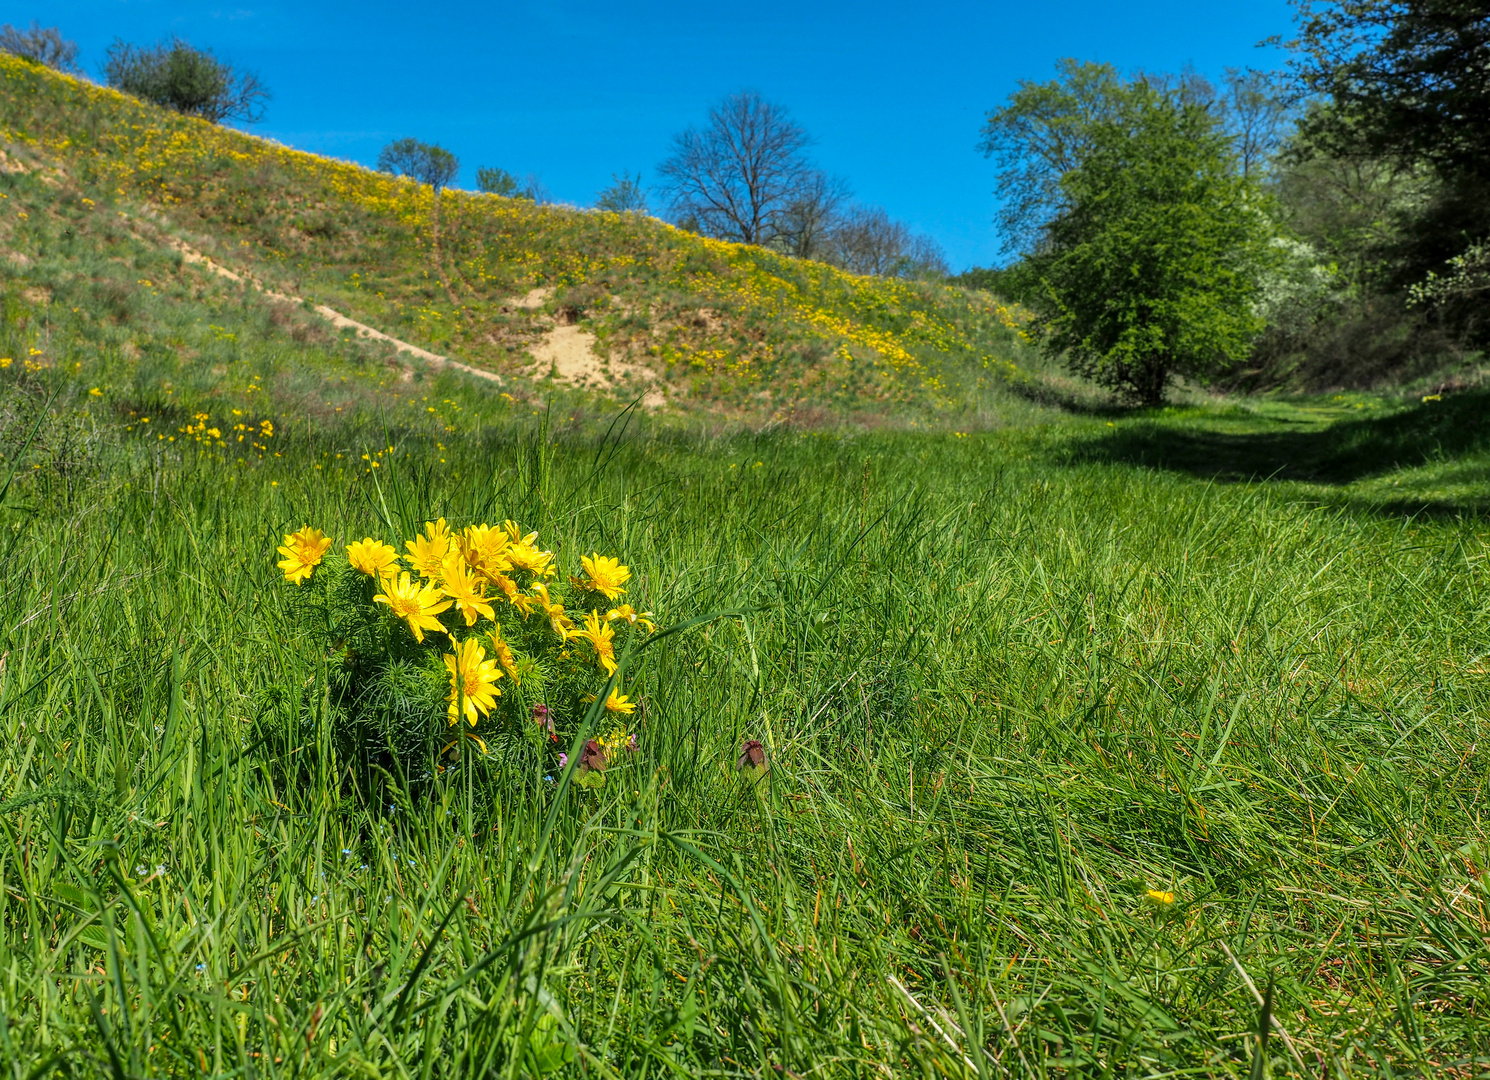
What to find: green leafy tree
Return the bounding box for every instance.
[377,138,459,193]
[595,172,648,213]
[103,37,267,124]
[1029,88,1278,405]
[476,166,521,198]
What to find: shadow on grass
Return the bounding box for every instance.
[1063,390,1490,483]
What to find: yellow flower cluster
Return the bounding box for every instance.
[275,516,654,753]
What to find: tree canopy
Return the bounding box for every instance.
[104,37,268,124]
[378,139,459,194]
[1028,87,1278,405]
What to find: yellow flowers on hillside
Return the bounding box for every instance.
[275,514,651,782]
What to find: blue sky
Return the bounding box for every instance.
[33,0,1294,270]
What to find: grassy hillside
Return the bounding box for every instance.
[3,50,1490,1080]
[0,54,1040,425]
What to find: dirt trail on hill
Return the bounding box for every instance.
[157,230,502,384]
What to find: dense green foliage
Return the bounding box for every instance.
[378,138,460,194]
[1028,89,1276,405]
[102,37,268,125]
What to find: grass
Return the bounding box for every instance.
[3,47,1490,1080]
[0,356,1487,1075]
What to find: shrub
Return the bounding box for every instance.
[0,22,79,73]
[595,172,648,214]
[476,166,521,198]
[275,518,653,793]
[103,37,268,124]
[377,138,459,193]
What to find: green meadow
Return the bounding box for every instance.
[2,50,1490,1080]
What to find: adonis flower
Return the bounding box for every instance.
[346,538,399,579]
[277,527,332,585]
[503,520,555,577]
[579,554,630,600]
[460,523,512,579]
[605,604,656,632]
[573,609,617,674]
[404,519,453,579]
[532,582,574,641]
[441,555,496,626]
[488,625,521,682]
[443,637,503,727]
[373,572,452,642]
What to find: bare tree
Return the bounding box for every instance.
[0,22,79,73]
[1220,68,1295,177]
[826,205,948,279]
[774,171,851,258]
[658,90,816,245]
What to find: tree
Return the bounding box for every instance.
[377,139,459,193]
[826,205,947,279]
[0,22,79,73]
[1285,0,1490,183]
[595,172,648,213]
[658,90,816,245]
[1219,67,1296,178]
[1028,88,1278,405]
[978,60,1136,254]
[476,166,521,197]
[103,38,268,124]
[773,171,850,259]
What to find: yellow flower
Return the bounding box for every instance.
[277,527,332,585]
[606,604,656,632]
[1144,889,1175,907]
[444,637,503,727]
[579,553,630,600]
[532,582,574,640]
[441,555,496,626]
[487,625,521,682]
[604,686,635,714]
[503,520,555,577]
[460,523,512,578]
[404,518,452,579]
[346,537,399,579]
[574,609,617,674]
[373,572,452,642]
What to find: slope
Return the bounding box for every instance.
[0,55,1040,424]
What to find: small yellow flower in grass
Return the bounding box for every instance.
[443,637,503,727]
[1144,889,1176,907]
[277,527,332,585]
[532,582,574,640]
[373,572,452,642]
[579,553,630,599]
[346,538,399,579]
[404,519,452,579]
[606,604,656,632]
[441,555,496,626]
[604,686,635,715]
[574,609,617,674]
